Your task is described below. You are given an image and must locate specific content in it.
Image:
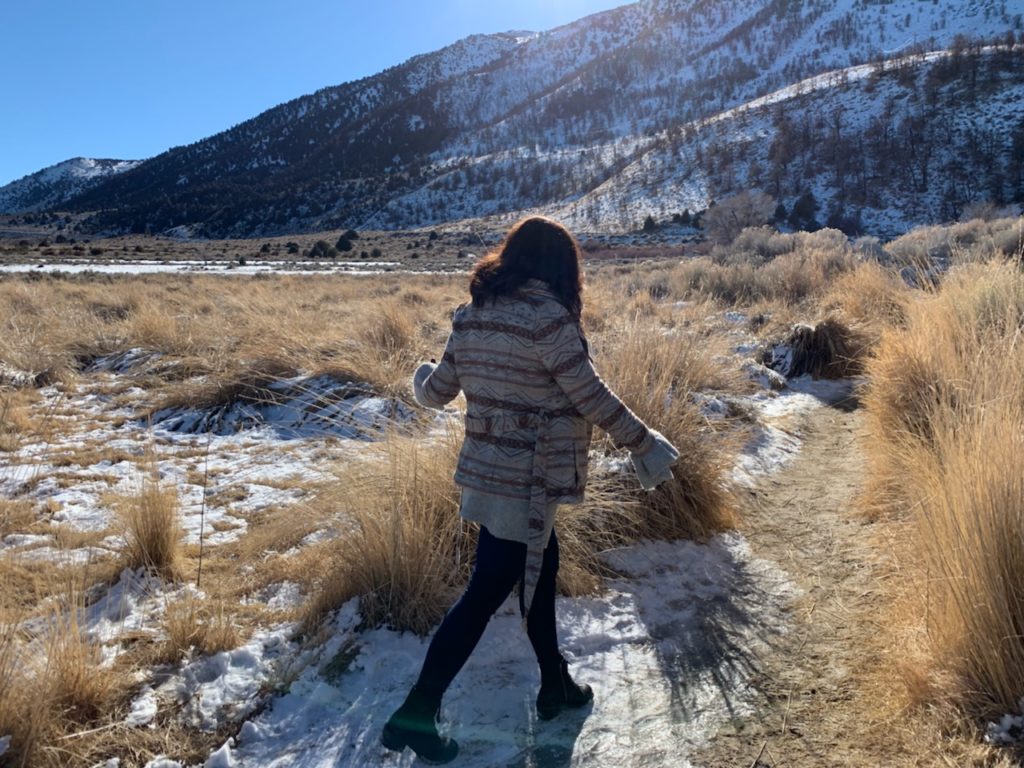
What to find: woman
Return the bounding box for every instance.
[381,216,678,764]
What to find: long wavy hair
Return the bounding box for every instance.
[469,216,584,319]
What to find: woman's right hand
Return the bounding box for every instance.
[630,429,679,490]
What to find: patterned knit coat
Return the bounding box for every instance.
[414,279,657,617]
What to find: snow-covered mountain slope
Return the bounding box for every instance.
[532,45,1024,236]
[31,0,1024,236]
[0,157,141,214]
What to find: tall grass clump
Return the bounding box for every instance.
[886,215,1024,268]
[42,609,119,727]
[909,396,1024,714]
[342,300,427,397]
[593,314,739,540]
[863,258,1024,720]
[0,597,120,767]
[864,262,1024,448]
[302,426,470,636]
[160,593,240,663]
[822,260,910,339]
[771,317,871,379]
[116,475,184,579]
[0,616,43,767]
[0,390,34,452]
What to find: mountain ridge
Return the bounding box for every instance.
[2,0,1021,237]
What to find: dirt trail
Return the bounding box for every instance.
[696,392,899,767]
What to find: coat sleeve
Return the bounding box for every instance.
[534,301,655,454]
[412,329,461,409]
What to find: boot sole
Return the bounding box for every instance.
[536,693,594,721]
[381,723,458,765]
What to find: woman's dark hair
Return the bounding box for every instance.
[469,216,584,319]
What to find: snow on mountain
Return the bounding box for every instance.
[0,157,141,214]
[544,45,1024,236]
[21,0,1024,236]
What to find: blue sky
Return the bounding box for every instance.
[0,0,628,187]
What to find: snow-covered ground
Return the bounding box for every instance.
[0,307,859,767]
[0,361,416,554]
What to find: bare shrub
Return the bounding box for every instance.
[959,201,1020,222]
[669,257,760,304]
[794,227,850,253]
[853,235,889,262]
[719,226,795,263]
[885,227,951,269]
[759,245,858,304]
[703,190,776,245]
[670,235,858,306]
[990,217,1024,259]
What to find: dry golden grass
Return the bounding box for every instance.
[822,259,910,335]
[50,444,140,469]
[593,314,740,539]
[863,261,1024,449]
[152,357,300,416]
[887,214,1024,268]
[0,256,829,758]
[910,396,1024,714]
[0,589,124,768]
[42,609,120,727]
[668,233,860,306]
[0,273,466,392]
[0,615,47,768]
[115,476,184,579]
[301,426,470,636]
[863,257,1024,731]
[0,389,36,452]
[0,498,36,538]
[159,593,241,663]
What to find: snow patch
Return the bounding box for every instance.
[150,374,416,439]
[205,739,236,768]
[126,686,158,727]
[165,627,293,731]
[985,698,1024,745]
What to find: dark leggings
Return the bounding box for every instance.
[416,526,561,699]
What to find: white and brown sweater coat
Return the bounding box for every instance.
[414,279,659,618]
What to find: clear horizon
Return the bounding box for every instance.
[0,0,628,187]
